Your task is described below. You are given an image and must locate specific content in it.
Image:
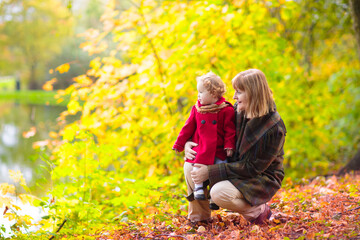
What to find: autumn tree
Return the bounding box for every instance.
[0,0,73,89]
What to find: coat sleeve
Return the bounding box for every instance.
[223,107,236,150]
[172,106,197,152]
[208,124,285,186]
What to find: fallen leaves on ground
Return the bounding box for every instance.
[96,173,360,239]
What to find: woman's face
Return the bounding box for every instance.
[233,88,248,112]
[197,81,218,105]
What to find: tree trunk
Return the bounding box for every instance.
[338,0,360,175]
[350,0,360,60]
[338,149,360,175]
[28,62,38,90]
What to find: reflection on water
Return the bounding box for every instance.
[0,194,48,238]
[0,101,66,196]
[1,124,18,146]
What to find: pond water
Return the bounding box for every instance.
[0,101,68,238]
[0,101,66,196]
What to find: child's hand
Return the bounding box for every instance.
[226,149,234,157]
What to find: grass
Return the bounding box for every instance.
[0,77,16,91]
[0,90,69,106]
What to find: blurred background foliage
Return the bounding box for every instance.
[50,0,359,182]
[48,0,360,228]
[1,0,359,236]
[0,0,115,90]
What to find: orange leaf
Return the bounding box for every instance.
[43,78,57,91]
[22,127,36,138]
[49,131,58,138]
[306,232,316,239]
[33,140,50,149]
[233,0,245,8]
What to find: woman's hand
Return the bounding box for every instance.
[191,164,209,184]
[184,141,198,160]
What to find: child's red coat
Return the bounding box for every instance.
[173,97,236,165]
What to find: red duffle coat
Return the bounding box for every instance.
[173,97,236,165]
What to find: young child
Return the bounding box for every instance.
[173,72,236,209]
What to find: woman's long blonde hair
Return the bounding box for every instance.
[232,69,275,117]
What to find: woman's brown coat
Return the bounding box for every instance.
[208,108,286,206]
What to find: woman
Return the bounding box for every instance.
[183,69,286,224]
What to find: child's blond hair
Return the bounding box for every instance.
[197,72,226,99]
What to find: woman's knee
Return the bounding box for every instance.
[210,181,251,213]
[183,162,193,178]
[209,186,222,205]
[210,181,235,205]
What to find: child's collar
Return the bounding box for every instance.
[197,97,225,107]
[196,97,228,114]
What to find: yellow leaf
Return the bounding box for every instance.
[4,212,16,221]
[55,63,70,74]
[20,215,33,225]
[67,100,82,115]
[9,170,25,184]
[81,41,108,55]
[74,75,93,86]
[37,219,53,230]
[89,58,102,70]
[11,203,21,211]
[19,194,34,204]
[0,196,12,207]
[56,98,64,104]
[0,183,15,195]
[147,165,156,178]
[269,225,281,231]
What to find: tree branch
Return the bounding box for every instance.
[128,0,173,116]
[49,219,67,240]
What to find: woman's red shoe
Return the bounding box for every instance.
[250,204,272,225]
